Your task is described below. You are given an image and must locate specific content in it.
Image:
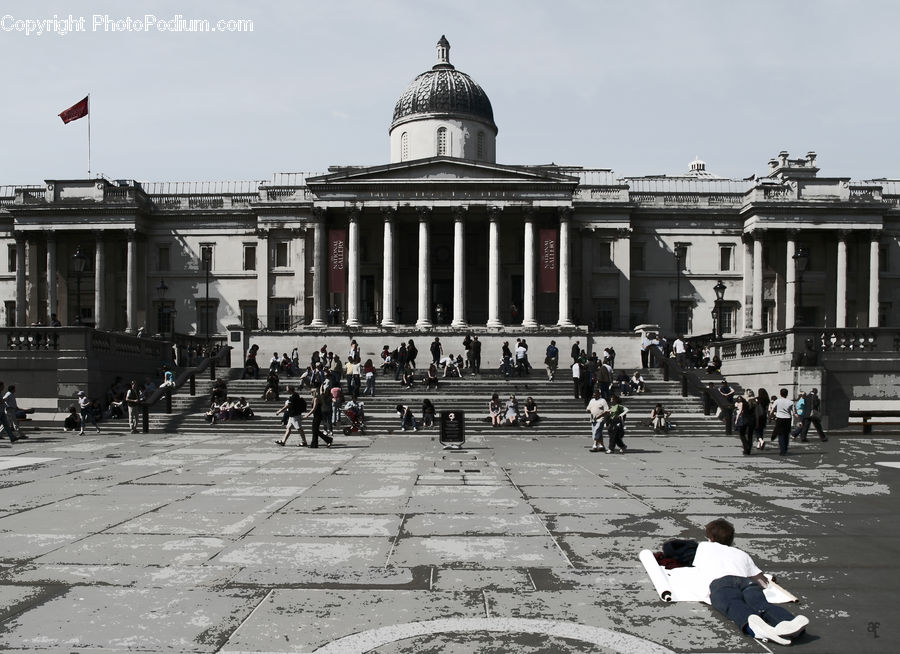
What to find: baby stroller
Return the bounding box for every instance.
[341,399,367,435]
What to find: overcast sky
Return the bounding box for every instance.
[2,0,898,185]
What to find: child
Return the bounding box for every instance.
[693,519,809,646]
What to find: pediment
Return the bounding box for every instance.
[307,157,578,187]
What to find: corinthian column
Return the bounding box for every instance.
[346,207,360,328]
[126,231,137,333]
[14,234,25,326]
[381,207,397,327]
[451,206,468,328]
[94,233,105,329]
[486,207,502,327]
[522,207,537,328]
[785,233,796,329]
[557,207,574,327]
[836,232,848,328]
[415,207,432,328]
[869,235,880,327]
[47,235,57,325]
[309,209,326,327]
[752,234,763,332]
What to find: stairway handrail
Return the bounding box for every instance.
[143,346,231,407]
[658,352,734,435]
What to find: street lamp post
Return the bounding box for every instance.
[202,250,211,352]
[793,247,810,327]
[72,245,88,325]
[713,279,727,340]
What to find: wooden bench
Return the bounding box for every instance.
[848,410,900,434]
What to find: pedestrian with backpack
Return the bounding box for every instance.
[274,386,308,447]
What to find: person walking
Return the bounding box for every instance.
[801,388,828,442]
[545,340,559,381]
[606,395,629,453]
[124,380,141,433]
[430,337,442,365]
[77,390,101,435]
[769,388,795,456]
[471,336,481,374]
[754,388,770,450]
[586,389,609,452]
[275,386,308,447]
[304,388,332,448]
[571,359,581,400]
[0,382,21,442]
[734,394,753,455]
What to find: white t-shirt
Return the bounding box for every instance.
[673,338,685,354]
[772,397,794,419]
[586,397,609,420]
[692,541,761,594]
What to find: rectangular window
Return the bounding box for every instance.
[720,306,735,336]
[158,246,170,272]
[270,299,292,331]
[239,300,258,330]
[243,244,257,271]
[155,301,175,334]
[673,302,692,336]
[200,244,214,271]
[719,244,734,272]
[594,241,612,268]
[630,243,645,272]
[629,300,648,328]
[596,299,616,331]
[675,243,689,271]
[4,300,14,327]
[195,299,218,336]
[7,245,15,273]
[275,241,289,268]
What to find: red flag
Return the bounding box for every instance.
[58,96,89,124]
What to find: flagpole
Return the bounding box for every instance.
[87,93,91,178]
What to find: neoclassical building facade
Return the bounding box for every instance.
[1,37,897,340]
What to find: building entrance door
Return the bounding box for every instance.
[432,279,451,325]
[361,275,376,324]
[510,274,524,324]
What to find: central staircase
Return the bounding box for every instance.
[150,365,731,442]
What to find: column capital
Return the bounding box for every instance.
[522,205,538,220]
[557,206,573,222]
[346,205,361,221]
[836,229,850,241]
[380,206,397,220]
[450,205,468,221]
[487,205,503,221]
[312,206,326,221]
[416,206,432,221]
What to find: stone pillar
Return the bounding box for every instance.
[256,229,269,329]
[614,228,631,331]
[294,228,306,325]
[94,234,105,330]
[522,207,537,328]
[451,206,468,328]
[47,235,57,324]
[741,235,752,332]
[415,207,432,328]
[557,207,574,327]
[869,236,880,327]
[581,229,593,326]
[309,209,325,327]
[126,231,137,333]
[486,207,502,327]
[752,235,763,332]
[785,233,796,329]
[346,207,360,328]
[380,207,397,327]
[836,232,848,328]
[15,234,26,326]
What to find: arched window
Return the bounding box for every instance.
[477,131,485,159]
[401,132,409,161]
[437,127,448,156]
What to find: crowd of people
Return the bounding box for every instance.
[726,385,828,457]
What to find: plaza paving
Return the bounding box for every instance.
[0,418,898,653]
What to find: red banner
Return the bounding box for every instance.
[328,229,347,293]
[539,228,558,293]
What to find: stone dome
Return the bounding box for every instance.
[391,36,497,133]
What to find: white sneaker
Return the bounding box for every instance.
[773,615,809,638]
[748,615,791,646]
